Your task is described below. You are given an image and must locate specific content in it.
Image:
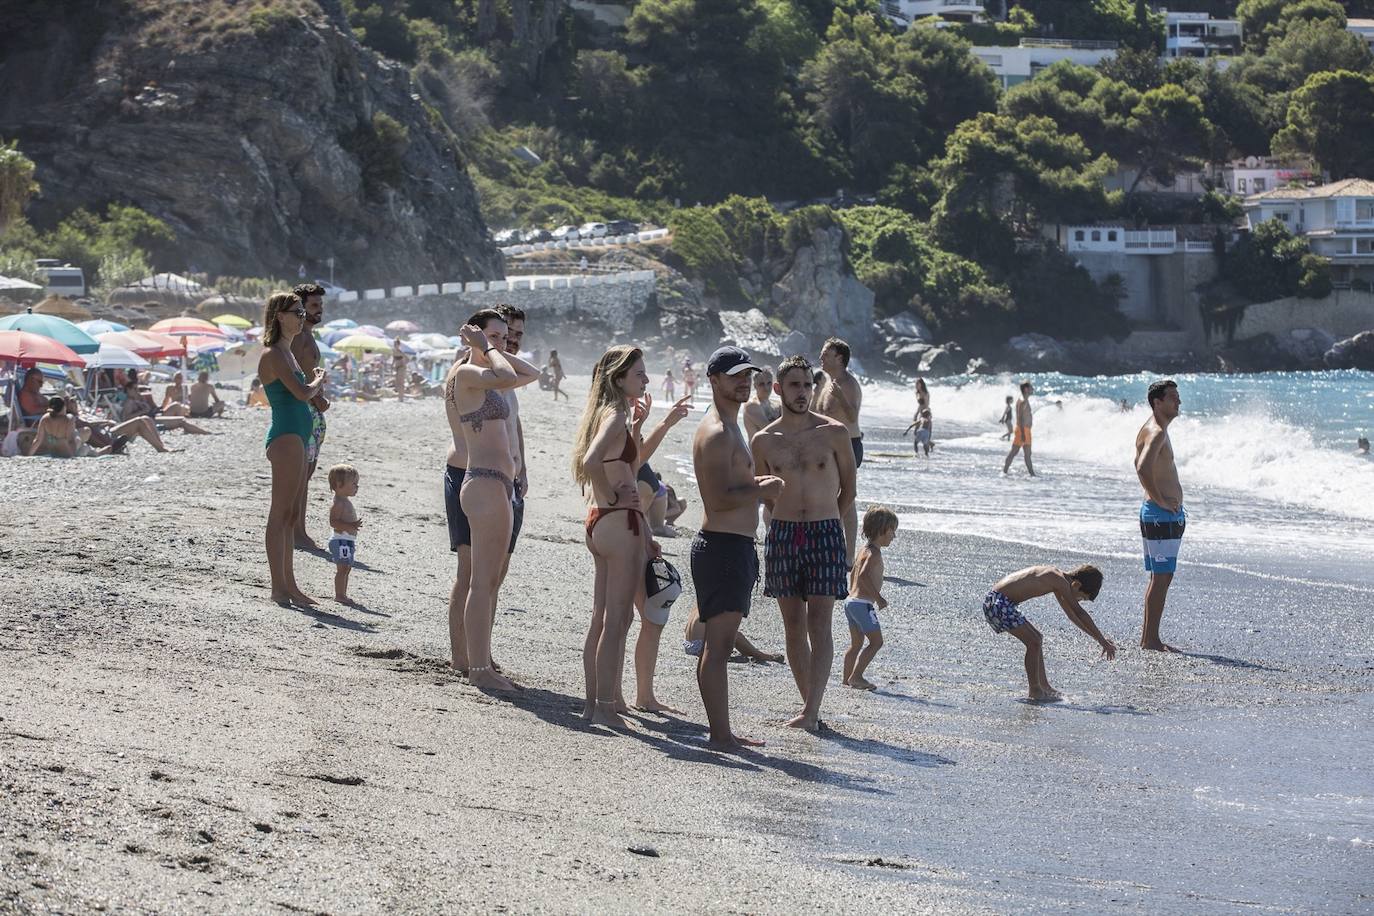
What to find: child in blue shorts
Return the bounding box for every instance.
[842,506,898,691]
[328,464,362,606]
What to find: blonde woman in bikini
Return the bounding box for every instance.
[446,309,540,691]
[572,345,689,728]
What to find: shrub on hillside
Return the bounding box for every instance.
[1224,217,1333,301]
[667,208,740,300]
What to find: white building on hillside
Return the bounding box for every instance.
[883,0,989,27]
[1244,179,1374,285]
[970,39,1118,89]
[1348,19,1374,51]
[1162,10,1242,59]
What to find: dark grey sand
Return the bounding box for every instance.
[3,390,1370,913]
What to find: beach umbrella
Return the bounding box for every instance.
[245,326,264,339]
[216,341,263,379]
[97,330,186,358]
[447,335,463,346]
[0,275,43,292]
[0,309,100,354]
[217,324,246,341]
[0,330,87,367]
[355,324,387,338]
[332,334,393,354]
[211,313,252,329]
[385,319,420,336]
[150,316,226,338]
[84,343,151,371]
[317,342,340,362]
[408,332,452,350]
[77,319,130,335]
[183,335,228,354]
[323,318,357,330]
[320,328,356,346]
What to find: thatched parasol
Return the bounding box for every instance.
[31,295,93,321]
[195,293,259,320]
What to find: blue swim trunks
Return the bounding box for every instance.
[844,598,881,633]
[328,535,356,567]
[982,590,1028,634]
[1140,501,1187,575]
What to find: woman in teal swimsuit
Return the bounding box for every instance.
[258,291,327,608]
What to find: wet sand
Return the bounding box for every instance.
[2,388,1369,913]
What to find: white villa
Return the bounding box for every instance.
[882,0,989,27]
[1348,19,1374,51]
[970,39,1118,89]
[1244,179,1374,285]
[1162,10,1242,59]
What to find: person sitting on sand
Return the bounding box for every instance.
[188,370,225,418]
[27,397,80,457]
[682,605,783,663]
[572,345,688,725]
[843,507,898,691]
[160,371,192,417]
[120,378,211,435]
[982,564,1116,702]
[246,378,269,408]
[448,310,541,691]
[259,291,328,608]
[66,397,173,454]
[15,368,48,427]
[328,464,362,606]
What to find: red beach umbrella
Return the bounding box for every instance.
[0,329,87,367]
[150,317,226,338]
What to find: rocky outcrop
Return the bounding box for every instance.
[917,343,964,377]
[770,225,875,354]
[1004,333,1070,370]
[1324,331,1374,370]
[0,2,500,288]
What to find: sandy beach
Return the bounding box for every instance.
[3,381,1370,914]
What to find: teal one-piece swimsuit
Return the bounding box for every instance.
[264,370,313,449]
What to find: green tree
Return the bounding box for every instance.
[0,139,38,233]
[1123,84,1217,194]
[1224,217,1332,300]
[1275,69,1374,178]
[1238,0,1347,52]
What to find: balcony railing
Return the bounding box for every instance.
[1020,38,1120,50]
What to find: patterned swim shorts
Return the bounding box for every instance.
[305,405,327,467]
[982,590,1028,634]
[763,518,848,600]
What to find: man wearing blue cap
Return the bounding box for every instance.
[690,345,784,750]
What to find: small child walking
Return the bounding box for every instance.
[982,565,1116,702]
[327,464,362,605]
[843,506,899,691]
[999,395,1014,440]
[905,407,934,457]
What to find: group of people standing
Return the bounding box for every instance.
[255,286,1191,746]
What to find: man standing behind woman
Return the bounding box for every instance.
[259,291,327,607]
[813,338,863,564]
[571,345,689,729]
[445,309,540,691]
[289,283,330,549]
[753,355,857,732]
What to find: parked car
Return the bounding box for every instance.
[578,222,608,239]
[606,219,639,236]
[551,225,580,241]
[493,228,522,245]
[35,260,86,298]
[523,228,552,243]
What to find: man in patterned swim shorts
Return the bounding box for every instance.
[982,565,1116,702]
[751,355,857,733]
[290,283,331,549]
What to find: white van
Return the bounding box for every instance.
[36,260,86,298]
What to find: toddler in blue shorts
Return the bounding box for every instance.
[842,506,899,691]
[327,464,362,606]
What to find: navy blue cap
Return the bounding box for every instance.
[707,345,761,376]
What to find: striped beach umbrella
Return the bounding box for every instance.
[0,309,100,354]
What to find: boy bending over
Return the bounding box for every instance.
[983,565,1115,701]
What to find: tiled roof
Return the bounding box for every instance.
[1245,178,1374,202]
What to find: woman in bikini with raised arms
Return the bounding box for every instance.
[447,309,540,692]
[572,346,690,728]
[258,291,327,607]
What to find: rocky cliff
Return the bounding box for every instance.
[0,0,501,287]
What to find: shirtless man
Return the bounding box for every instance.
[1002,380,1036,477]
[691,346,782,750]
[813,338,863,564]
[741,368,779,440]
[1135,378,1185,652]
[290,283,331,548]
[752,355,857,732]
[188,370,225,418]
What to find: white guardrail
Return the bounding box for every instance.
[497,228,670,257]
[335,270,657,303]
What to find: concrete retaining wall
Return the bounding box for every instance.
[1230,290,1374,341]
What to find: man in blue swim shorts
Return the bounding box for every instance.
[1134,379,1185,652]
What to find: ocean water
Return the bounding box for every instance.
[664,370,1374,911]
